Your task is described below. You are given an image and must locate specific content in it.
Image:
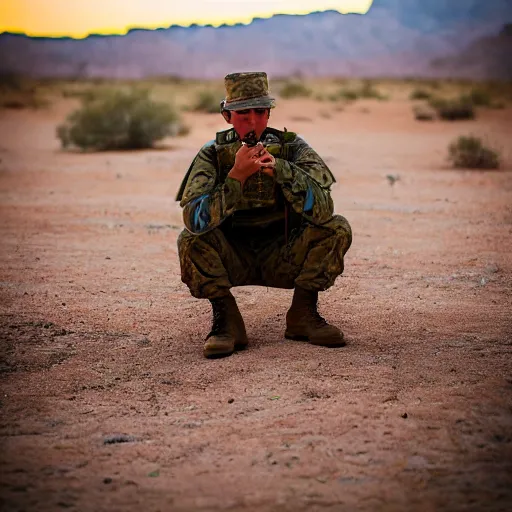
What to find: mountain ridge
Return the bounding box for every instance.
[1,3,511,80]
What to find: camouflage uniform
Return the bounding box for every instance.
[176,127,352,298]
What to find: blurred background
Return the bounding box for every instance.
[1,0,511,158]
[1,0,511,79]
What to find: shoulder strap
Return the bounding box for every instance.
[175,140,215,202]
[264,126,297,143]
[216,128,238,145]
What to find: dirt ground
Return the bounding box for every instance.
[1,92,512,512]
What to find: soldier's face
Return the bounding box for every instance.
[227,108,270,140]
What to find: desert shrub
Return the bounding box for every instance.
[448,135,500,169]
[429,97,475,120]
[61,88,98,100]
[413,105,436,121]
[279,81,312,99]
[335,81,386,102]
[0,74,49,109]
[464,88,493,107]
[425,79,442,90]
[190,90,222,113]
[151,75,186,84]
[410,88,432,100]
[337,88,360,101]
[359,80,387,100]
[56,88,182,151]
[1,91,48,110]
[315,92,341,102]
[176,124,191,137]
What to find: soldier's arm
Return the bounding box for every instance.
[273,136,335,225]
[180,143,243,234]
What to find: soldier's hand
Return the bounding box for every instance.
[228,143,266,184]
[257,150,275,178]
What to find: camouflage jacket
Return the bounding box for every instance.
[176,127,336,234]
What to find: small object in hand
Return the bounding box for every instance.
[242,130,258,147]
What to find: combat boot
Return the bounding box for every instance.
[285,287,345,347]
[204,293,248,358]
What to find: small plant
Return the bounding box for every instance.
[0,74,49,110]
[410,88,432,100]
[413,105,436,121]
[425,79,442,90]
[279,81,311,99]
[190,90,222,114]
[337,88,359,101]
[56,88,182,151]
[359,80,387,100]
[429,97,475,121]
[335,81,386,102]
[61,88,99,100]
[175,124,191,137]
[464,88,493,107]
[448,135,500,169]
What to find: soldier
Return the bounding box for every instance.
[176,72,352,358]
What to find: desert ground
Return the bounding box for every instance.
[1,79,512,511]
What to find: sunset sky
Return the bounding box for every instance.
[1,0,374,38]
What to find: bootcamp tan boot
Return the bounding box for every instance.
[204,293,248,358]
[285,287,345,347]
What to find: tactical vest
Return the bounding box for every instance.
[175,127,333,229]
[176,127,296,206]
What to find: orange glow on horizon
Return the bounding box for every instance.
[1,1,374,39]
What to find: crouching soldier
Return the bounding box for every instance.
[176,72,352,358]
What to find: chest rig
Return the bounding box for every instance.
[215,128,294,210]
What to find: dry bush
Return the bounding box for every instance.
[333,80,386,102]
[0,74,49,110]
[448,135,501,169]
[410,88,432,100]
[176,124,191,137]
[189,90,222,113]
[413,105,436,121]
[464,88,493,107]
[359,80,387,100]
[461,86,510,109]
[149,75,186,85]
[56,88,183,151]
[337,88,360,101]
[425,79,442,90]
[279,81,312,99]
[61,88,98,100]
[429,97,475,121]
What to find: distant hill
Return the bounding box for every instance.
[0,1,511,79]
[370,0,512,31]
[431,23,512,79]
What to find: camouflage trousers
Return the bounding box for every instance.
[177,215,352,299]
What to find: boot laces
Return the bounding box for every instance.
[208,300,224,335]
[308,303,328,328]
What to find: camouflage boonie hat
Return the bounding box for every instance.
[223,72,275,111]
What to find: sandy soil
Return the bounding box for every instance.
[1,95,511,511]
